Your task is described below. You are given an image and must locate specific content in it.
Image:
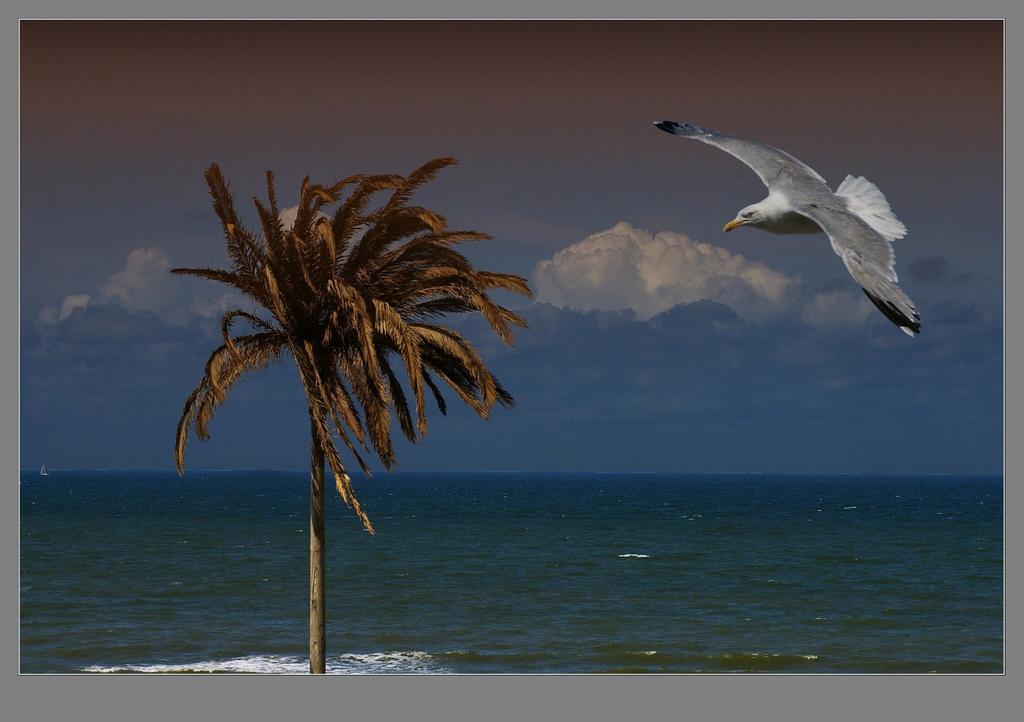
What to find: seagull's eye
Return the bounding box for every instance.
[742,211,753,218]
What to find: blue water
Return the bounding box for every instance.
[20,471,1002,673]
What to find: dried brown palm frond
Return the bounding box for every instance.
[173,158,532,534]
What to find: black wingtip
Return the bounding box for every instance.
[654,121,711,139]
[862,288,922,336]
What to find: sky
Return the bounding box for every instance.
[20,20,1003,474]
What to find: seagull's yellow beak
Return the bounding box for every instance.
[723,218,746,232]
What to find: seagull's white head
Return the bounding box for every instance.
[723,203,768,232]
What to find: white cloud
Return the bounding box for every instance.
[36,306,58,326]
[37,293,92,326]
[278,205,329,231]
[40,247,243,328]
[99,248,174,314]
[532,222,884,332]
[533,222,796,320]
[59,293,92,320]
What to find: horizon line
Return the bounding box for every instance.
[18,468,1004,478]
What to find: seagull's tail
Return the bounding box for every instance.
[835,175,908,242]
[654,120,714,138]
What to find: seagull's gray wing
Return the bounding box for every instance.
[795,202,921,336]
[654,121,830,195]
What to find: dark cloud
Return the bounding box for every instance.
[21,292,1002,475]
[927,300,996,328]
[908,255,975,285]
[51,304,187,344]
[22,303,299,471]
[908,255,950,282]
[416,295,1001,474]
[809,277,855,294]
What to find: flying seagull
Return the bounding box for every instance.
[654,120,920,336]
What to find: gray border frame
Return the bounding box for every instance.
[4,5,1018,721]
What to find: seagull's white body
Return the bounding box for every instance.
[655,121,920,336]
[746,192,823,235]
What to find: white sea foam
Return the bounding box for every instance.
[843,506,857,510]
[81,651,447,674]
[618,553,651,558]
[724,651,819,662]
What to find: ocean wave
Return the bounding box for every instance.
[711,651,819,670]
[840,616,902,629]
[597,646,821,671]
[617,553,651,558]
[437,649,551,665]
[80,650,448,674]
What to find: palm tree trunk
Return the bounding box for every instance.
[309,409,327,674]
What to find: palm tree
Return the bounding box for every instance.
[173,158,531,673]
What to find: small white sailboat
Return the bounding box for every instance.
[39,464,48,476]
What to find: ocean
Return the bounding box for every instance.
[20,471,1002,674]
